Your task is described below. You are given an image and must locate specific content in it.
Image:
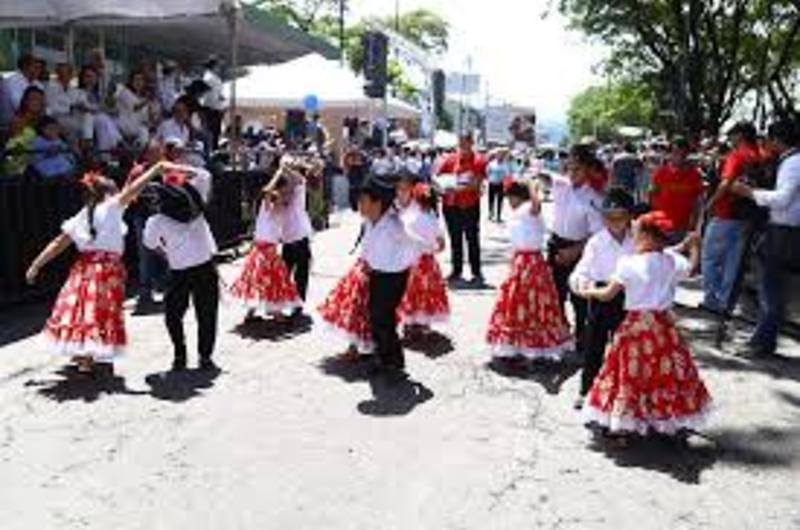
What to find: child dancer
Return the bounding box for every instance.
[487,180,574,364]
[278,156,314,317]
[230,171,302,321]
[578,211,711,438]
[396,178,450,333]
[25,162,167,373]
[317,228,374,359]
[144,161,220,372]
[359,173,419,376]
[569,188,636,410]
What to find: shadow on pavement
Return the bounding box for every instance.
[318,354,376,383]
[589,424,800,484]
[357,373,434,417]
[486,357,581,395]
[144,369,221,402]
[588,433,717,485]
[403,331,455,358]
[0,301,50,348]
[694,348,800,384]
[231,314,313,342]
[27,364,146,403]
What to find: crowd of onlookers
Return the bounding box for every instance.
[0,51,228,179]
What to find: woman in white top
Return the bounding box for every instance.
[229,172,302,321]
[395,175,450,333]
[75,66,122,152]
[115,70,153,148]
[25,162,168,373]
[487,180,574,363]
[578,211,711,439]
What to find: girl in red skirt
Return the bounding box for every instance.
[396,178,450,334]
[230,174,302,321]
[577,211,711,438]
[317,237,373,360]
[487,180,574,363]
[25,162,170,373]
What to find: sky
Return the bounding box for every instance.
[348,0,607,122]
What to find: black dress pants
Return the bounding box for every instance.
[443,205,482,278]
[547,234,587,348]
[165,261,219,364]
[282,238,312,301]
[581,292,625,395]
[368,270,409,370]
[488,183,504,220]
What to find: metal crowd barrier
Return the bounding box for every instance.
[0,167,270,308]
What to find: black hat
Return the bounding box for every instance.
[359,172,398,204]
[151,183,204,223]
[727,121,757,143]
[601,187,635,214]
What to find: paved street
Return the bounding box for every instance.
[1,209,799,530]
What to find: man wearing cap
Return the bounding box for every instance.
[702,121,761,314]
[569,188,636,409]
[436,134,488,285]
[650,136,705,244]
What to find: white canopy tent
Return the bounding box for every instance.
[225,53,420,120]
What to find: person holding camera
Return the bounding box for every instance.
[729,118,800,357]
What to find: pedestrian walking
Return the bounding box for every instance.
[486,180,573,365]
[578,212,711,439]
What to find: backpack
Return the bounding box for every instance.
[730,157,774,224]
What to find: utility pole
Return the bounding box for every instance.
[395,0,400,32]
[339,0,346,66]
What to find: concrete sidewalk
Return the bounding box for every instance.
[0,210,798,530]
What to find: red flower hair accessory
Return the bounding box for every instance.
[80,171,101,189]
[638,210,675,237]
[163,169,188,187]
[412,183,431,202]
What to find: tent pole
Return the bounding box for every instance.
[65,24,75,66]
[228,4,240,170]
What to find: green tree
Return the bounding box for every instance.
[567,81,655,142]
[250,0,342,31]
[558,0,800,134]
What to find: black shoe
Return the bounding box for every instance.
[447,273,463,285]
[573,395,585,410]
[199,359,221,372]
[171,358,187,372]
[469,276,486,287]
[737,343,777,359]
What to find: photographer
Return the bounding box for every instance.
[730,118,800,357]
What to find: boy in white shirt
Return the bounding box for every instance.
[144,159,220,372]
[569,188,636,410]
[277,157,314,316]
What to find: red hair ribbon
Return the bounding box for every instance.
[80,171,101,189]
[412,183,431,202]
[639,210,675,235]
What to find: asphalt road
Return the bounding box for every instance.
[0,208,798,530]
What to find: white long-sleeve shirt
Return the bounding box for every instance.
[550,174,604,241]
[362,210,419,273]
[753,151,800,227]
[569,228,635,293]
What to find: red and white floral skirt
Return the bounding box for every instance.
[486,250,573,360]
[398,253,450,326]
[229,242,302,315]
[317,258,373,352]
[584,310,712,435]
[43,251,127,361]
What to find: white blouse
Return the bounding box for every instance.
[280,181,313,244]
[550,175,604,241]
[254,201,282,244]
[401,202,443,256]
[61,198,127,255]
[613,251,691,311]
[115,85,149,126]
[508,201,545,251]
[361,210,419,273]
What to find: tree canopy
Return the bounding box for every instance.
[558,0,800,135]
[567,81,655,142]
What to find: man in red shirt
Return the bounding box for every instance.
[701,121,761,313]
[649,136,704,242]
[436,134,487,285]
